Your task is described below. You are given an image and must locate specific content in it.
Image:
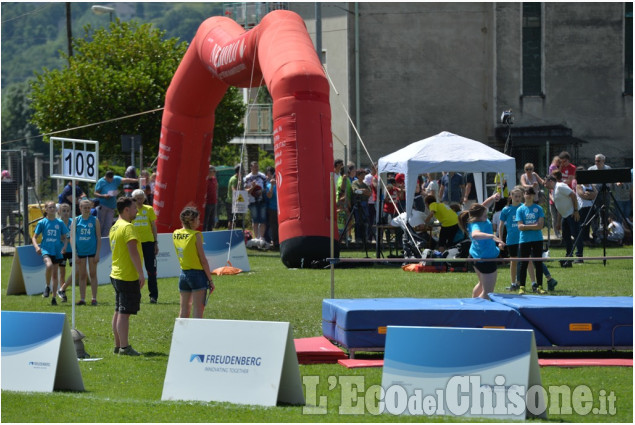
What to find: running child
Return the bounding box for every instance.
[172,207,215,319]
[458,202,505,300]
[32,201,69,305]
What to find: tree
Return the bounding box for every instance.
[1,79,43,154]
[29,19,245,166]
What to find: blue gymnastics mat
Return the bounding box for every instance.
[322,297,552,351]
[489,294,633,347]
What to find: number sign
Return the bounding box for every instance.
[62,149,97,180]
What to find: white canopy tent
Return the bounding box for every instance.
[377,131,517,219]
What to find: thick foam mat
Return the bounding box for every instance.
[489,294,633,347]
[337,358,633,369]
[322,297,552,349]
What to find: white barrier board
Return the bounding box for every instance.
[381,326,545,420]
[162,319,305,407]
[7,230,250,295]
[1,311,84,392]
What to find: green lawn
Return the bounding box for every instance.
[1,244,633,422]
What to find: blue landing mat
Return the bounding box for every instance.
[489,294,633,347]
[322,297,552,349]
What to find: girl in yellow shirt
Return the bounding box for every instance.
[172,207,215,318]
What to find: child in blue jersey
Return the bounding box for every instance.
[516,187,547,294]
[32,201,69,305]
[57,203,73,302]
[59,199,102,305]
[458,201,505,300]
[498,186,524,291]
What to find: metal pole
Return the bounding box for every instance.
[354,3,360,169]
[315,2,322,59]
[20,149,29,244]
[71,179,77,329]
[330,173,335,299]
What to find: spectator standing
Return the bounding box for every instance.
[351,168,371,243]
[1,170,18,228]
[132,189,159,304]
[462,173,479,210]
[612,181,632,224]
[94,170,138,237]
[439,172,464,205]
[123,166,139,197]
[32,201,69,305]
[265,166,279,249]
[140,170,153,206]
[58,181,84,216]
[558,151,576,188]
[110,197,145,356]
[587,153,612,239]
[204,166,218,231]
[424,173,439,201]
[173,207,215,319]
[576,167,597,245]
[544,173,582,266]
[243,161,268,241]
[226,164,242,229]
[520,163,544,203]
[364,165,377,241]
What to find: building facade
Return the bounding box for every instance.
[290,2,632,177]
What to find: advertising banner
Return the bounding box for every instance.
[7,230,250,296]
[1,311,84,392]
[381,326,545,420]
[162,319,305,407]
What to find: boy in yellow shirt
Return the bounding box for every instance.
[109,197,145,356]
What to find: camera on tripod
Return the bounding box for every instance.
[500,110,513,125]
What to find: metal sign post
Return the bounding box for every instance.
[50,137,99,330]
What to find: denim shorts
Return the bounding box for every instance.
[248,201,267,224]
[178,269,209,292]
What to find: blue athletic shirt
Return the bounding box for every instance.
[33,217,69,258]
[516,203,545,244]
[499,204,520,245]
[64,217,73,254]
[467,220,499,259]
[75,215,98,256]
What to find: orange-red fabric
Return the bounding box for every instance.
[154,11,336,264]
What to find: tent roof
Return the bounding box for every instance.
[378,131,515,174]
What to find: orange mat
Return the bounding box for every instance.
[294,336,348,364]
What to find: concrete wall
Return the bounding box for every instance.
[293,2,632,171]
[496,3,633,168]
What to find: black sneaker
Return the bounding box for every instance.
[42,286,51,298]
[149,298,157,304]
[547,278,558,291]
[51,297,57,306]
[119,345,141,356]
[57,290,67,302]
[114,347,120,354]
[560,260,573,268]
[76,300,86,306]
[506,283,520,291]
[91,299,98,306]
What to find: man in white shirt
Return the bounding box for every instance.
[544,173,582,266]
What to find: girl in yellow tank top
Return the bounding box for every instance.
[172,207,215,318]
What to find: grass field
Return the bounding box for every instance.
[1,243,633,422]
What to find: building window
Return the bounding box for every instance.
[625,3,633,96]
[522,3,542,96]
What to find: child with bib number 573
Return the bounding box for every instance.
[32,201,69,305]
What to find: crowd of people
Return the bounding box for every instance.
[23,151,632,354]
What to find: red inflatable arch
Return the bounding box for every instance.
[154,10,337,268]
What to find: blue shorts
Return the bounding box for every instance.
[248,201,267,224]
[178,269,208,292]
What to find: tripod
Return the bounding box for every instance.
[571,183,629,266]
[338,199,370,257]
